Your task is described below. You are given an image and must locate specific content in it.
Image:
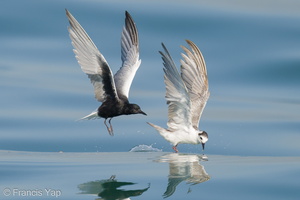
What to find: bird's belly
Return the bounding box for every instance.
[174,132,199,145]
[161,130,199,146]
[98,104,123,118]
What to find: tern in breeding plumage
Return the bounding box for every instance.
[147,40,209,152]
[66,10,146,135]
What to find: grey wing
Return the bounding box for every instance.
[160,43,192,132]
[66,9,119,102]
[114,11,141,100]
[180,40,209,129]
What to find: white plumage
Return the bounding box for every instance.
[148,40,209,152]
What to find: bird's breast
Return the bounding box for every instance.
[98,101,124,118]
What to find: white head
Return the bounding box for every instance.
[198,131,208,150]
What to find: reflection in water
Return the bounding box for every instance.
[78,175,150,200]
[155,153,210,198]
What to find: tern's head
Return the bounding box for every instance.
[128,104,147,116]
[198,131,208,150]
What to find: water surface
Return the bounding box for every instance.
[1,151,300,200]
[0,0,299,199]
[0,0,299,155]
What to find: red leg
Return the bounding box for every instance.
[104,119,114,136]
[108,118,114,136]
[172,145,179,153]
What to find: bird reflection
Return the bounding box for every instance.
[155,153,210,198]
[78,175,150,200]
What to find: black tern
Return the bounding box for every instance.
[66,10,146,135]
[148,40,209,152]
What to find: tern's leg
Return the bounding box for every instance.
[108,118,114,136]
[104,119,113,136]
[172,145,179,153]
[104,119,109,132]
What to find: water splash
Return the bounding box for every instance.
[129,144,162,152]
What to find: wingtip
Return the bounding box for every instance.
[181,39,194,49]
[161,42,166,49]
[65,8,70,16]
[125,10,132,20]
[185,39,192,44]
[159,42,165,53]
[185,40,201,53]
[180,39,202,56]
[65,9,74,21]
[160,42,169,54]
[123,10,139,47]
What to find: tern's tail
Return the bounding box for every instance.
[79,111,99,120]
[147,122,169,137]
[147,122,173,144]
[147,122,165,132]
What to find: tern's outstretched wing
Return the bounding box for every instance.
[114,11,141,100]
[180,40,209,129]
[160,43,192,132]
[66,9,119,103]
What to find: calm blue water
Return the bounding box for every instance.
[1,151,300,200]
[0,0,300,199]
[1,0,299,156]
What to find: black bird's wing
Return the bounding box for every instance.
[180,40,209,129]
[114,11,141,100]
[66,9,119,103]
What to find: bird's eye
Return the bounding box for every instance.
[200,137,203,140]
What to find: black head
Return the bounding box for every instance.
[198,131,208,150]
[128,104,147,115]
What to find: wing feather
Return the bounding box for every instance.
[114,11,141,100]
[180,40,209,129]
[66,9,119,102]
[160,43,192,132]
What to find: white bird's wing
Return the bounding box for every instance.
[180,40,209,129]
[160,43,192,132]
[114,11,141,100]
[66,9,119,103]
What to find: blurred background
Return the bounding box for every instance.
[0,0,299,156]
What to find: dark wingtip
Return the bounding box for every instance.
[125,11,132,20]
[159,42,168,56]
[161,42,166,50]
[65,9,69,16]
[65,8,70,16]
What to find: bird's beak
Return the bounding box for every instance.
[201,143,205,150]
[140,110,147,116]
